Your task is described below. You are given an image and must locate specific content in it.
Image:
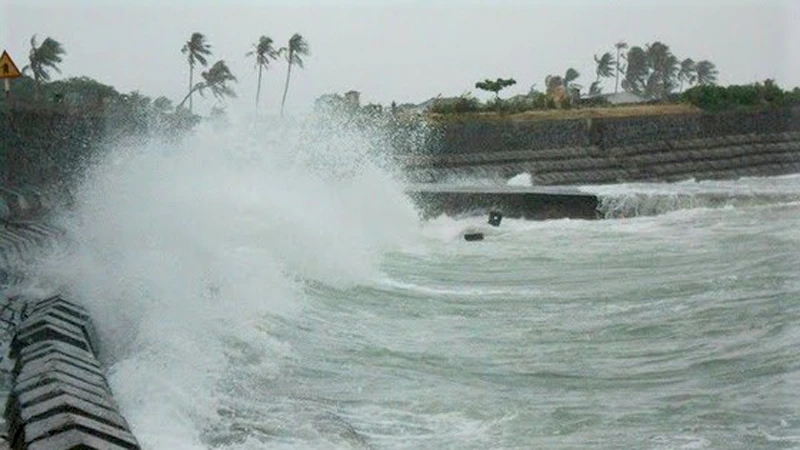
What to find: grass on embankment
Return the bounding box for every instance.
[426,103,703,123]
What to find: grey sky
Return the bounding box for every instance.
[2,0,798,115]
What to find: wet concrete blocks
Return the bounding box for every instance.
[4,296,141,449]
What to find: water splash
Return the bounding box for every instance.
[33,114,423,449]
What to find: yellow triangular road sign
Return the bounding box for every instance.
[0,51,22,79]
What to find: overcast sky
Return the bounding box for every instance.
[2,0,799,115]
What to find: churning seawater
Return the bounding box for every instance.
[24,120,800,449]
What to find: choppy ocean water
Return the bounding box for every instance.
[10,122,800,449]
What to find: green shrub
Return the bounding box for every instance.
[430,95,482,114]
[682,80,789,112]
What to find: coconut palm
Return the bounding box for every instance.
[23,35,66,101]
[564,68,580,91]
[622,46,648,95]
[246,35,278,112]
[614,41,628,94]
[678,58,696,92]
[177,60,237,109]
[594,52,614,83]
[181,32,213,112]
[278,33,310,117]
[643,41,679,99]
[695,60,718,86]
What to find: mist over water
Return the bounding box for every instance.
[22,117,800,449]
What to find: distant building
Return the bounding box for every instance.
[592,91,648,105]
[344,90,361,108]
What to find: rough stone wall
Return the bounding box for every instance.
[405,107,800,184]
[435,118,589,154]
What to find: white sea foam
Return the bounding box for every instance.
[32,116,421,449]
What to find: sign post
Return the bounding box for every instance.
[0,50,23,98]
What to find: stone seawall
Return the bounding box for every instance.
[403,108,800,184]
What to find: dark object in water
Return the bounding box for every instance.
[464,232,484,241]
[488,211,503,227]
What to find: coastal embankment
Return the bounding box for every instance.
[401,106,800,185]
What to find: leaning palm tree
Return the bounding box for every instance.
[246,35,278,112]
[23,35,66,101]
[678,58,696,92]
[614,41,628,94]
[177,60,237,109]
[564,68,580,91]
[594,52,614,87]
[181,32,213,113]
[695,60,718,86]
[278,33,310,117]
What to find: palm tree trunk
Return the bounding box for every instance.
[188,64,194,113]
[178,84,201,109]
[615,49,620,94]
[33,72,41,102]
[256,63,263,112]
[280,57,293,118]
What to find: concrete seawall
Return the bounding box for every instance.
[402,108,800,184]
[407,185,600,220]
[0,207,142,449]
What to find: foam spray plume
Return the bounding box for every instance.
[33,113,422,448]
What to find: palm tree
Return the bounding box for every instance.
[594,52,614,84]
[695,60,718,86]
[643,41,678,99]
[23,35,66,101]
[622,46,648,95]
[279,33,310,117]
[564,68,580,91]
[181,32,212,113]
[246,35,278,112]
[177,60,237,109]
[614,41,628,94]
[678,58,696,92]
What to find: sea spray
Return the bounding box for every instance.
[32,113,423,449]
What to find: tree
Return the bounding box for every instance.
[614,41,628,94]
[181,32,212,113]
[643,41,679,99]
[622,46,648,95]
[594,52,614,84]
[177,60,237,109]
[545,69,580,93]
[23,35,66,101]
[564,68,580,91]
[279,33,310,117]
[474,78,517,99]
[678,58,696,92]
[246,35,278,112]
[695,60,718,86]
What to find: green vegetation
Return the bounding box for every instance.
[279,33,310,117]
[22,35,66,102]
[177,60,237,109]
[181,32,213,113]
[682,80,800,112]
[3,30,312,119]
[475,78,517,100]
[613,41,627,94]
[427,40,726,116]
[246,36,278,112]
[616,41,717,99]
